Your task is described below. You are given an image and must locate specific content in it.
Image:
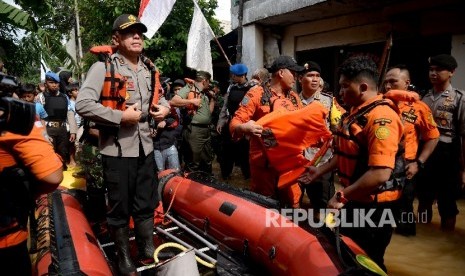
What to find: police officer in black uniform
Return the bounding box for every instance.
[43,71,77,169]
[216,64,254,180]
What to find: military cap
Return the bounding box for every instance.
[269,56,305,73]
[45,71,60,83]
[112,14,148,33]
[196,71,212,81]
[230,64,248,75]
[429,54,457,71]
[172,79,185,87]
[303,61,321,73]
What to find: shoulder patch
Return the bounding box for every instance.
[401,109,418,124]
[375,126,390,140]
[427,113,437,127]
[373,118,392,126]
[241,95,250,106]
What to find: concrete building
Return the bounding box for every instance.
[230,0,465,92]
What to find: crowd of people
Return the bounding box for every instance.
[1,12,464,276]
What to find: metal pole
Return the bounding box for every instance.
[165,214,219,251]
[155,227,217,264]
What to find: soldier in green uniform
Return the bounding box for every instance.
[170,71,215,173]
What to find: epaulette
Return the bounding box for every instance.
[454,88,464,96]
[321,91,333,98]
[247,80,257,88]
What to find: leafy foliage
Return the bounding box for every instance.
[78,0,223,78]
[0,0,224,81]
[76,143,104,189]
[0,0,75,82]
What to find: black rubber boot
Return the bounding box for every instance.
[417,203,432,224]
[113,226,137,276]
[135,218,155,265]
[441,216,456,231]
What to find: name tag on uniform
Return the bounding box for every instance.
[126,76,135,90]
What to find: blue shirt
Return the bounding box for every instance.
[35,102,48,119]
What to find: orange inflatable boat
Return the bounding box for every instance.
[30,172,385,275]
[158,171,385,276]
[33,189,112,276]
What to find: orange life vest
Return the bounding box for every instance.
[184,78,200,115]
[89,45,161,111]
[256,101,332,189]
[335,99,403,203]
[90,45,127,111]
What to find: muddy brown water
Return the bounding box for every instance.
[385,199,465,276]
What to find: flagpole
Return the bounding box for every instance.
[213,36,232,67]
[192,0,232,66]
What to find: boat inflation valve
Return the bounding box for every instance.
[269,246,276,260]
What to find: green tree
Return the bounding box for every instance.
[0,0,76,83]
[1,0,224,81]
[78,0,223,78]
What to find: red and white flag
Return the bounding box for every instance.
[139,0,177,39]
[186,0,215,76]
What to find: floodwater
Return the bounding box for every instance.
[385,198,465,276]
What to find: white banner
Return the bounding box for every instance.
[139,0,177,39]
[186,0,215,77]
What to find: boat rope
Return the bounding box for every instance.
[162,175,187,225]
[154,242,216,268]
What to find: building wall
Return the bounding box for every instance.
[242,24,264,78]
[231,0,325,28]
[452,35,465,89]
[234,1,465,88]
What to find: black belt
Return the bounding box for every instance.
[46,121,66,128]
[139,115,148,122]
[191,123,209,128]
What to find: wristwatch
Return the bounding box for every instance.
[416,159,425,170]
[336,191,349,204]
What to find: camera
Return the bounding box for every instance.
[0,73,36,135]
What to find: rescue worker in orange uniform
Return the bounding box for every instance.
[0,83,63,275]
[383,65,439,236]
[229,56,304,208]
[299,56,403,272]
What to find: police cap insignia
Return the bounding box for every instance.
[303,61,321,74]
[112,14,148,33]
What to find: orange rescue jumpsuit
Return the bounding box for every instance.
[0,124,62,248]
[398,100,440,160]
